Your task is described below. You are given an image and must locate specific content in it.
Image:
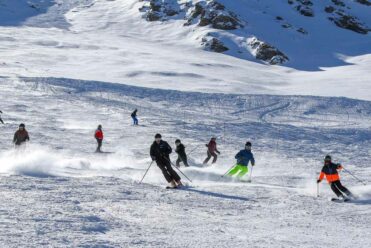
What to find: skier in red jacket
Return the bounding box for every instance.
[203,137,220,164]
[94,125,104,153]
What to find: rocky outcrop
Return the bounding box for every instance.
[329,10,369,34]
[185,1,243,30]
[248,37,289,65]
[289,0,314,17]
[201,37,229,53]
[355,0,371,6]
[139,0,180,22]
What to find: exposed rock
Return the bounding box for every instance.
[331,0,345,7]
[201,37,229,53]
[143,0,181,22]
[297,27,308,34]
[329,12,369,34]
[186,1,243,30]
[296,5,314,16]
[276,16,284,21]
[248,37,289,65]
[324,6,335,13]
[290,0,314,17]
[355,0,371,6]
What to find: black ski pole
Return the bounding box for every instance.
[221,164,235,178]
[186,146,199,157]
[165,157,193,182]
[139,161,154,184]
[342,167,366,185]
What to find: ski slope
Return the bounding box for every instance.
[0,1,371,247]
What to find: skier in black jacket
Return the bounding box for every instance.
[0,110,4,124]
[150,134,183,188]
[175,139,189,167]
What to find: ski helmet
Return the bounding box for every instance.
[325,155,331,161]
[245,142,252,147]
[19,123,25,128]
[155,133,162,139]
[175,139,181,144]
[98,124,102,129]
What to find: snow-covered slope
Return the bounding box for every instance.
[0,0,370,100]
[0,76,370,247]
[0,1,370,247]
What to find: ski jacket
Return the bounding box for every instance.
[95,129,103,140]
[235,149,255,167]
[206,140,219,154]
[318,162,342,183]
[175,144,186,157]
[13,130,30,145]
[131,110,137,118]
[150,140,172,163]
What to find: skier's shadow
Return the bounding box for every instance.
[183,187,249,202]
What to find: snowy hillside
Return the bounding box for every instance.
[0,0,370,99]
[0,0,370,247]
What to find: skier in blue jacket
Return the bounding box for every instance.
[228,142,255,178]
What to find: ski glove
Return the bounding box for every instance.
[217,151,221,155]
[317,179,321,183]
[151,156,156,161]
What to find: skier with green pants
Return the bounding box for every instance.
[228,142,255,178]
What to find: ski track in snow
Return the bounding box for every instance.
[0,77,370,247]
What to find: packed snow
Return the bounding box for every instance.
[0,1,370,247]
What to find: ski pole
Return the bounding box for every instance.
[186,146,199,157]
[342,167,367,185]
[249,166,254,182]
[165,157,193,183]
[139,161,154,184]
[317,182,320,197]
[221,164,236,178]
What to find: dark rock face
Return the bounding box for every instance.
[355,0,371,6]
[186,1,243,30]
[329,13,369,34]
[325,6,335,13]
[249,38,289,65]
[290,0,314,17]
[201,37,229,53]
[141,0,180,22]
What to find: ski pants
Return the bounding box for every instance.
[156,160,181,183]
[203,151,217,164]
[132,116,138,125]
[96,138,102,152]
[228,164,249,178]
[176,155,189,167]
[330,180,352,197]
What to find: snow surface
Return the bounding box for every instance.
[0,1,370,247]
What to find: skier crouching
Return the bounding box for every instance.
[13,123,30,147]
[150,134,183,188]
[228,142,255,179]
[317,155,354,201]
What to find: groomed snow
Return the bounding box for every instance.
[0,1,370,247]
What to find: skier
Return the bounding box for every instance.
[317,155,354,201]
[228,142,255,178]
[0,110,4,124]
[175,139,189,167]
[131,109,138,125]
[13,123,29,147]
[94,125,104,153]
[150,134,183,188]
[203,137,220,164]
